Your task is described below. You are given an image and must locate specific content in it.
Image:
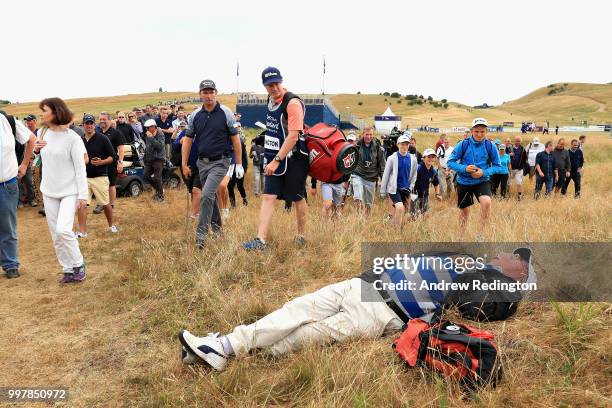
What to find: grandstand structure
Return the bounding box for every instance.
[236,93,363,130]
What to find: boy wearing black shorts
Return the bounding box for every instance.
[447,118,503,240]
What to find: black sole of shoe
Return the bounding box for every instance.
[178,330,197,355]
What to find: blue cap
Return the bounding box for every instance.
[83,113,95,123]
[262,67,283,86]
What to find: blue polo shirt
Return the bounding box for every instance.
[397,153,411,189]
[185,102,238,159]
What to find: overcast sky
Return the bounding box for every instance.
[3,0,610,105]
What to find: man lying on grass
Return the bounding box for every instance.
[179,249,535,371]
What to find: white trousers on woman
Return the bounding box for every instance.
[43,195,84,272]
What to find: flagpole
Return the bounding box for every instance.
[322,55,325,96]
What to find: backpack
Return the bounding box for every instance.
[1,111,25,159]
[277,93,359,182]
[304,123,360,183]
[437,144,446,159]
[455,138,495,167]
[0,110,16,137]
[393,319,503,390]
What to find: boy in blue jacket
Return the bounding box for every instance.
[447,118,503,240]
[411,148,441,217]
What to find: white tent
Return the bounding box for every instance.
[374,107,402,134]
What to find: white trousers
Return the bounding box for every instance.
[226,278,403,357]
[43,195,84,271]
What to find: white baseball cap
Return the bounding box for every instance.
[533,137,540,144]
[471,117,488,128]
[347,134,357,141]
[423,148,436,157]
[397,135,411,144]
[144,119,157,128]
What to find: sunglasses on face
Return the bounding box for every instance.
[118,116,125,119]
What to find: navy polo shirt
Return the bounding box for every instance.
[155,116,174,144]
[185,102,238,159]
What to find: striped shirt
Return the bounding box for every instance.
[360,252,492,322]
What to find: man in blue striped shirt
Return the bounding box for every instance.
[178,249,534,371]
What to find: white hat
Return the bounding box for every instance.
[347,134,357,141]
[144,119,157,128]
[471,117,488,128]
[403,130,413,139]
[397,135,411,144]
[533,137,540,144]
[423,148,436,157]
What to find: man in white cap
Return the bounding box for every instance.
[447,118,503,241]
[436,134,454,198]
[380,134,417,229]
[525,136,545,182]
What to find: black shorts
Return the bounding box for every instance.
[108,164,117,186]
[264,154,309,202]
[456,181,491,209]
[186,165,202,194]
[389,189,410,207]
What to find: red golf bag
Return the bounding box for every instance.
[304,123,359,183]
[393,319,503,390]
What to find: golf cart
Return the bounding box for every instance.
[116,142,181,197]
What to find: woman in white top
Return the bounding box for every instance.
[35,97,88,283]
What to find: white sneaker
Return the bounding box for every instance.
[178,330,227,371]
[76,232,88,239]
[222,208,230,219]
[109,225,119,233]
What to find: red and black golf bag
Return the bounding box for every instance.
[393,319,503,390]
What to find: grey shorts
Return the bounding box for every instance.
[350,175,376,208]
[321,182,345,206]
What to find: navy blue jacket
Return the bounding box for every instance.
[568,148,584,172]
[535,151,555,177]
[414,163,439,197]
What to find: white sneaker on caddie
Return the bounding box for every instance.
[178,330,227,371]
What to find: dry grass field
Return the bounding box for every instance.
[3,83,611,129]
[1,126,610,406]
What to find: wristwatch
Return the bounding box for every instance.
[274,155,282,162]
[117,160,123,164]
